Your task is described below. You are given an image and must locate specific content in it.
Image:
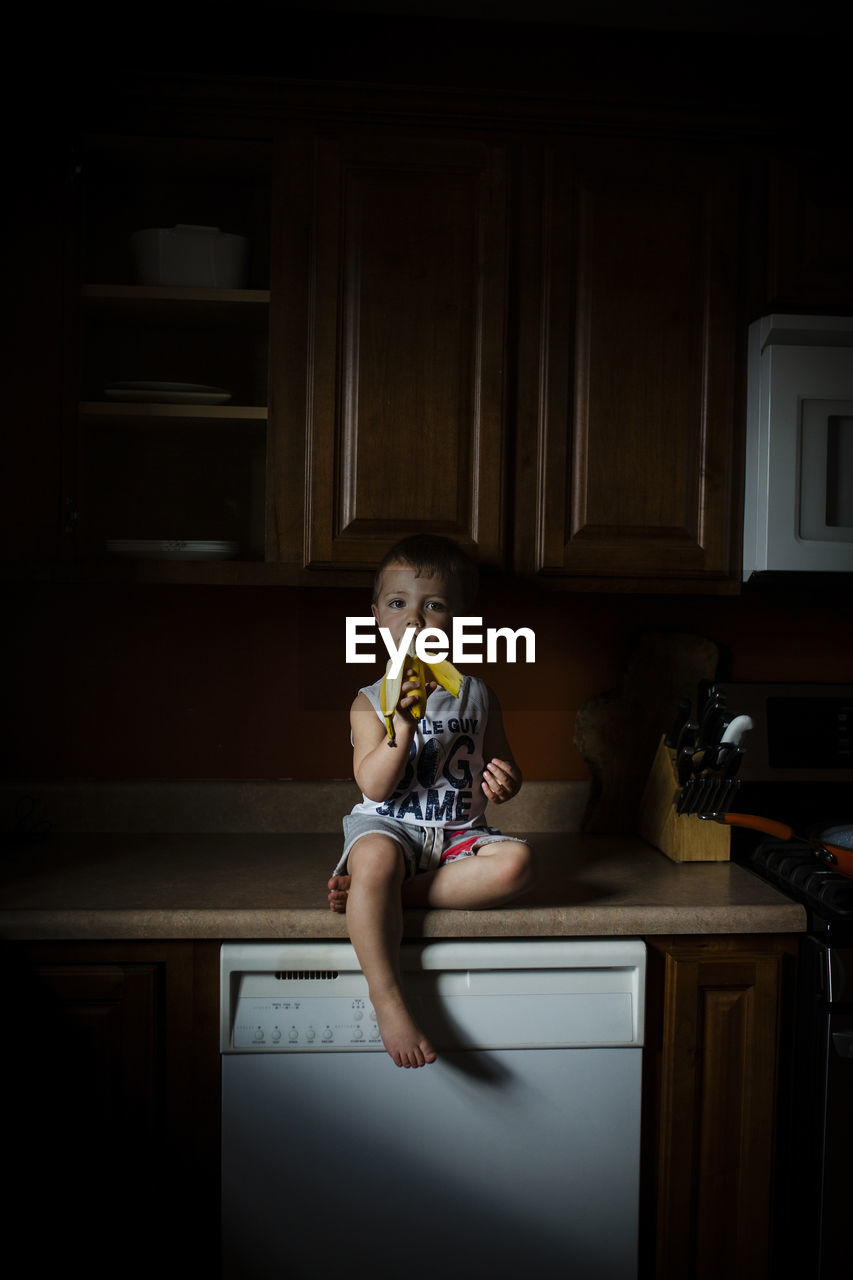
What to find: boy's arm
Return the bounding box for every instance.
[351,686,417,803]
[482,685,522,805]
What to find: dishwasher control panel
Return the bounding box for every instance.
[232,992,382,1050]
[220,940,646,1053]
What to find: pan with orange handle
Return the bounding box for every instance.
[701,812,853,879]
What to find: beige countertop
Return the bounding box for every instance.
[0,830,806,941]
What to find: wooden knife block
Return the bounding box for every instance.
[638,735,731,863]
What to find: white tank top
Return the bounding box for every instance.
[351,674,490,828]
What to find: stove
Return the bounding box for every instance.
[719,685,853,1280]
[748,838,853,941]
[738,837,853,1280]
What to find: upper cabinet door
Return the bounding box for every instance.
[299,133,509,569]
[515,137,742,585]
[766,145,853,309]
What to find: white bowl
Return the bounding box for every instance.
[131,224,248,289]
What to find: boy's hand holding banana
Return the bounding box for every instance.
[379,639,464,746]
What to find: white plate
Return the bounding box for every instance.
[104,381,232,405]
[107,540,240,561]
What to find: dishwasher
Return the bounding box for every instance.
[220,938,646,1279]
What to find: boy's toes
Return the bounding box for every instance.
[327,874,351,913]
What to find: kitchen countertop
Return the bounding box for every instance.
[0,830,806,941]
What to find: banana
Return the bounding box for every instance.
[379,641,464,745]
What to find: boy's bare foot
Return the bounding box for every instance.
[372,989,437,1068]
[327,874,350,912]
[326,870,435,1065]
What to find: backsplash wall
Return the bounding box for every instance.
[4,580,852,782]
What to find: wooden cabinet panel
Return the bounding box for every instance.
[766,147,853,309]
[516,139,742,583]
[300,134,509,569]
[32,960,161,1129]
[643,936,796,1280]
[3,941,221,1277]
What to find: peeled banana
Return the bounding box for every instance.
[379,641,464,744]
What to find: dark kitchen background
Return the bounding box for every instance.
[2,0,852,787]
[4,582,853,781]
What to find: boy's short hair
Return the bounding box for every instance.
[373,534,479,608]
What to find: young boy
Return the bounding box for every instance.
[327,534,535,1069]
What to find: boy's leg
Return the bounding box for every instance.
[401,839,535,910]
[342,833,437,1069]
[329,839,536,912]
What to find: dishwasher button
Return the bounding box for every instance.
[288,1029,299,1043]
[253,1029,264,1042]
[271,1029,282,1043]
[322,1028,334,1043]
[305,1029,316,1043]
[352,1028,364,1041]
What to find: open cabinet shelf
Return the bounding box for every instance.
[70,134,273,570]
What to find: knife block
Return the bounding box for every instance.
[638,735,731,862]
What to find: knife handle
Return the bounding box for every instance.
[721,714,754,746]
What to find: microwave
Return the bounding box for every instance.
[743,313,853,578]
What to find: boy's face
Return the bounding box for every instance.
[371,562,462,647]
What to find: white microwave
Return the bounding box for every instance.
[743,314,853,577]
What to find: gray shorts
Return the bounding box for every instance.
[334,813,525,881]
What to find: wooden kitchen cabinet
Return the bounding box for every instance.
[2,941,221,1277]
[275,131,511,571]
[18,49,849,589]
[514,137,743,588]
[64,124,513,576]
[641,934,797,1280]
[765,144,853,310]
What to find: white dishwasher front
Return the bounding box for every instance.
[221,939,645,1280]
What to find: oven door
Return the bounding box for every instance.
[821,1012,853,1278]
[790,940,853,1280]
